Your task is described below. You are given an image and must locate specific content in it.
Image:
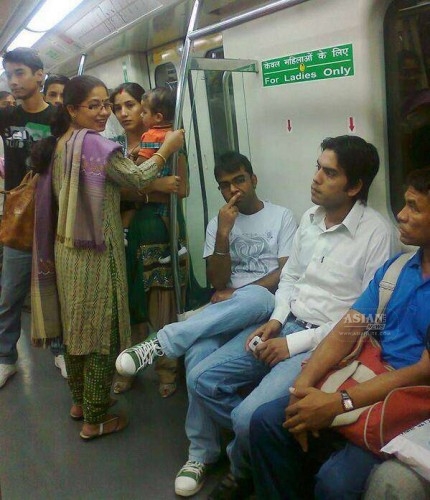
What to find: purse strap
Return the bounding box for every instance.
[376,252,416,319]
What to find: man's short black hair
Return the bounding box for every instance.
[0,91,12,100]
[43,74,70,95]
[214,152,254,181]
[406,167,430,194]
[2,47,43,73]
[321,135,379,203]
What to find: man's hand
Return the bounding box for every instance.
[254,338,290,366]
[217,193,240,235]
[245,320,282,350]
[211,288,235,304]
[283,387,340,435]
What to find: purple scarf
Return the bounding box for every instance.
[31,129,121,345]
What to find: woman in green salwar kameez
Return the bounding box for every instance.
[31,75,184,440]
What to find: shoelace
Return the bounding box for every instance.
[179,461,205,477]
[129,340,164,370]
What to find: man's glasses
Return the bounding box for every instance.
[78,102,113,112]
[218,175,247,192]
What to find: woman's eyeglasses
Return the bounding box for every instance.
[78,102,113,112]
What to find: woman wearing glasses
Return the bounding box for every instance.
[30,75,184,440]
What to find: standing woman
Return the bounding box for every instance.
[110,83,188,398]
[30,75,183,439]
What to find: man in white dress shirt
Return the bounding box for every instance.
[189,135,398,499]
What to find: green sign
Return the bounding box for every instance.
[262,44,354,87]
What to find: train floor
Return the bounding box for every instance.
[0,311,229,500]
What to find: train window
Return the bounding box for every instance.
[155,62,178,90]
[204,47,239,160]
[385,0,430,215]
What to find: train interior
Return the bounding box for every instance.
[1,0,430,497]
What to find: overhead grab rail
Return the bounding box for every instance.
[171,0,311,316]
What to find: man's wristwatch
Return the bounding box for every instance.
[340,390,355,412]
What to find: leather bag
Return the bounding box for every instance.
[0,171,38,252]
[317,336,430,455]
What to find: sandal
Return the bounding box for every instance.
[113,374,134,394]
[79,413,128,441]
[159,382,177,398]
[70,398,118,421]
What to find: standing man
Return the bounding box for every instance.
[41,74,70,378]
[188,135,397,499]
[0,48,57,388]
[250,167,430,499]
[116,151,297,496]
[42,74,69,107]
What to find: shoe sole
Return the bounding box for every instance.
[80,413,128,441]
[175,481,205,497]
[0,368,17,388]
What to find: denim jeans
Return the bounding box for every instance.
[160,285,275,465]
[188,319,308,475]
[157,285,275,358]
[0,246,32,364]
[250,395,382,500]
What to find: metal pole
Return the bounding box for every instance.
[188,0,310,41]
[170,0,203,316]
[77,54,87,75]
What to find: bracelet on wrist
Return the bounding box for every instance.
[214,251,229,256]
[153,152,167,165]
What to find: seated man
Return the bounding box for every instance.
[187,135,397,499]
[249,167,430,499]
[116,151,297,495]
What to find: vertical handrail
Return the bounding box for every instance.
[222,71,235,150]
[77,53,87,75]
[170,0,203,315]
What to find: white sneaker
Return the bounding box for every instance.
[175,460,207,497]
[0,364,17,388]
[115,335,164,376]
[54,355,68,379]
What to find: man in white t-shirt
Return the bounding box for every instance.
[116,151,297,494]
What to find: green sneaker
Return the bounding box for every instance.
[175,460,207,497]
[115,332,164,376]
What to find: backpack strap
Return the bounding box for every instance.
[376,252,416,318]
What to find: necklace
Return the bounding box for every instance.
[125,136,140,161]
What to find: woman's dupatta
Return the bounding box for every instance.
[31,129,121,346]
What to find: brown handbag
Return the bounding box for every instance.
[0,170,39,252]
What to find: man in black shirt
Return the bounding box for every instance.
[0,47,56,388]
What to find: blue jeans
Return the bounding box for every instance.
[189,320,307,475]
[250,396,382,500]
[162,285,275,465]
[157,285,275,358]
[0,246,32,364]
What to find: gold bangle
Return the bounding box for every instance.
[214,251,229,256]
[145,193,149,204]
[153,152,167,165]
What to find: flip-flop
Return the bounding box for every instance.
[159,382,177,398]
[70,398,118,421]
[79,413,128,441]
